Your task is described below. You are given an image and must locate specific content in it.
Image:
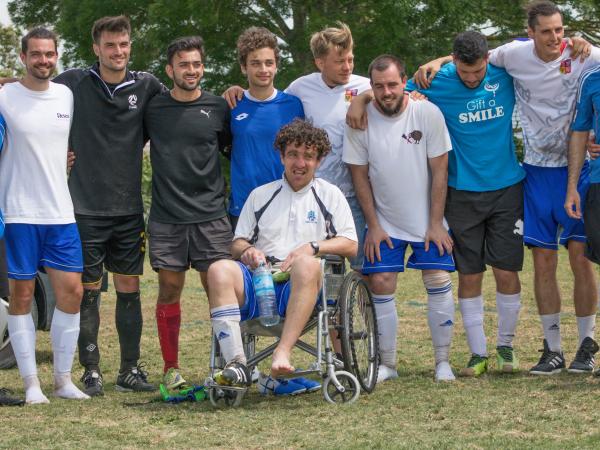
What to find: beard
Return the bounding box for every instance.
[173,74,200,92]
[29,64,55,81]
[375,95,403,116]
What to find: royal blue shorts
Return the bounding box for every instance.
[523,162,589,250]
[4,223,83,280]
[362,237,455,274]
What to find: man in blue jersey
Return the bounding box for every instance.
[566,70,600,375]
[347,32,525,377]
[229,27,304,229]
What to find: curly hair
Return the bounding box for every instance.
[237,27,280,66]
[274,119,331,160]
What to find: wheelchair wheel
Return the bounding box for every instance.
[339,272,379,393]
[322,370,360,404]
[208,386,245,408]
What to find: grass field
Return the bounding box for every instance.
[1,249,600,449]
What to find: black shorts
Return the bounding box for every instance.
[76,214,146,284]
[0,239,8,298]
[445,182,524,274]
[584,183,600,265]
[148,216,233,272]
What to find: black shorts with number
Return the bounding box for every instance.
[0,239,9,298]
[76,214,146,284]
[445,182,524,274]
[584,183,600,265]
[148,216,233,272]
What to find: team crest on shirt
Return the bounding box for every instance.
[306,210,317,223]
[402,130,423,144]
[560,59,572,74]
[345,88,358,102]
[128,94,138,109]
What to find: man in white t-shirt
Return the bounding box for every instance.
[224,23,370,271]
[205,119,357,395]
[0,28,89,404]
[415,1,600,375]
[343,55,455,382]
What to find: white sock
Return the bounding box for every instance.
[210,305,245,364]
[51,309,80,374]
[54,373,90,400]
[496,292,521,348]
[7,313,37,379]
[540,313,561,352]
[576,314,596,346]
[372,294,398,368]
[24,375,49,404]
[459,296,487,357]
[427,284,454,365]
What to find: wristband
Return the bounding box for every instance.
[240,245,254,258]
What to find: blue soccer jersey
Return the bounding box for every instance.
[229,90,304,216]
[572,66,600,184]
[0,113,5,238]
[406,63,524,191]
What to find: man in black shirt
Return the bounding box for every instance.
[53,16,162,396]
[144,36,232,390]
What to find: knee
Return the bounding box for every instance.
[493,269,520,292]
[157,282,182,304]
[368,272,396,295]
[113,274,139,292]
[207,260,239,303]
[532,249,557,272]
[422,270,452,294]
[290,255,321,284]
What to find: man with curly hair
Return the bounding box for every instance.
[206,119,358,395]
[228,27,304,230]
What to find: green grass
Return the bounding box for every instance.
[1,249,600,449]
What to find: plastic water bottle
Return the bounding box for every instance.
[252,263,280,327]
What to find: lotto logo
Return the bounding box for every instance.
[235,113,249,121]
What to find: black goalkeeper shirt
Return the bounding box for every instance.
[144,90,232,224]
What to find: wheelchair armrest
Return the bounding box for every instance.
[320,254,344,263]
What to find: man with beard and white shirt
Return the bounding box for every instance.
[343,55,455,382]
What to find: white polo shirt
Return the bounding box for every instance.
[0,82,75,224]
[234,176,357,260]
[489,39,600,167]
[343,98,452,242]
[285,73,371,197]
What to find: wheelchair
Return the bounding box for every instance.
[205,255,379,406]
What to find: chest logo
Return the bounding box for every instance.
[306,210,317,223]
[484,82,499,97]
[128,94,138,110]
[201,109,211,118]
[402,130,423,144]
[345,88,358,103]
[56,112,70,119]
[235,112,249,121]
[560,59,572,74]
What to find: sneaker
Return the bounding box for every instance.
[0,388,24,406]
[530,339,566,375]
[459,354,488,377]
[497,346,519,373]
[435,361,455,382]
[163,368,187,390]
[258,374,306,396]
[568,337,599,373]
[115,364,156,392]
[376,365,399,384]
[290,376,321,392]
[81,369,104,397]
[251,366,260,383]
[214,361,251,387]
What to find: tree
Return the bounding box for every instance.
[0,25,24,78]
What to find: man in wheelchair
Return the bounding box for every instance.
[206,119,358,393]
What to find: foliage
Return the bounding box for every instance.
[0,25,24,78]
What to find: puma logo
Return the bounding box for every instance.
[200,109,211,118]
[513,219,523,236]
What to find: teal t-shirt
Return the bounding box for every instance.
[405,63,524,191]
[571,66,600,184]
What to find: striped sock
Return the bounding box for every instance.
[372,294,398,368]
[210,305,245,364]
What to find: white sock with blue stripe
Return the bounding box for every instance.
[459,296,488,357]
[426,280,454,365]
[496,292,521,348]
[372,294,398,368]
[210,305,245,365]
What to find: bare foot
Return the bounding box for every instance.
[271,349,295,377]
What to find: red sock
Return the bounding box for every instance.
[156,302,181,373]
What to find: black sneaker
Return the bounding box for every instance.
[81,369,104,397]
[115,363,156,392]
[530,339,566,375]
[214,361,252,387]
[568,337,599,373]
[0,388,24,406]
